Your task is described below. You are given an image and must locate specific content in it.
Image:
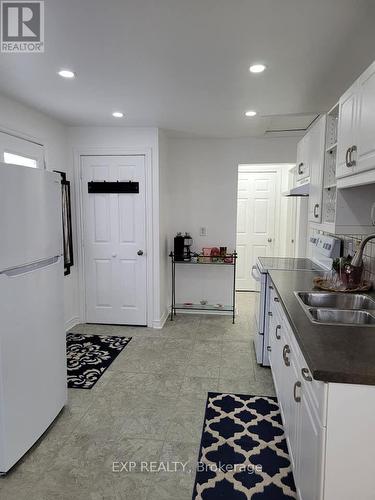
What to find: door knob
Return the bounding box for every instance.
[112,253,117,258]
[267,238,273,243]
[137,250,144,256]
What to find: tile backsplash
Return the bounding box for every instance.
[311,229,375,286]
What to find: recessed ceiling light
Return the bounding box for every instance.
[245,110,257,117]
[112,111,124,118]
[58,69,75,79]
[249,64,266,74]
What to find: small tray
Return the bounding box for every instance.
[313,276,373,293]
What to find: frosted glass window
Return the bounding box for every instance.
[4,152,37,168]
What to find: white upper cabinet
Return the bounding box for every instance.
[357,62,375,174]
[337,60,375,187]
[308,116,326,223]
[296,134,310,181]
[337,82,358,178]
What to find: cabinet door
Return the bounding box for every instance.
[296,136,309,181]
[356,62,375,174]
[308,116,326,223]
[285,359,301,471]
[268,311,277,369]
[337,82,358,178]
[268,309,283,393]
[296,388,325,500]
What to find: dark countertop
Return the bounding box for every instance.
[269,269,375,385]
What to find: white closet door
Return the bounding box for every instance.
[236,171,277,291]
[82,155,147,325]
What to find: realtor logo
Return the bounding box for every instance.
[1,1,44,52]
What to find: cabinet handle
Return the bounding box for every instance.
[275,325,281,340]
[298,162,304,175]
[267,346,272,352]
[313,203,319,218]
[293,381,302,403]
[282,344,291,366]
[268,311,273,317]
[349,145,357,167]
[269,285,274,290]
[301,367,312,382]
[345,147,351,168]
[274,297,280,303]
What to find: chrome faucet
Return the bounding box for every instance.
[351,234,375,268]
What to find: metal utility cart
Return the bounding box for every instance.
[169,252,238,323]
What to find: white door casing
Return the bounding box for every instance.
[82,155,147,325]
[236,170,277,291]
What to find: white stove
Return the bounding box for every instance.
[252,235,341,366]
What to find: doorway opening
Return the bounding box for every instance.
[235,164,296,291]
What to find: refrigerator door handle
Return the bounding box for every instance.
[0,256,61,277]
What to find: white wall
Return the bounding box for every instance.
[0,92,300,325]
[0,93,78,329]
[166,136,299,307]
[67,126,163,326]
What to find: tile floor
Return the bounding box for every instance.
[0,292,275,500]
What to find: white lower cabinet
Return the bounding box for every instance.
[296,388,325,500]
[269,291,326,500]
[267,282,375,500]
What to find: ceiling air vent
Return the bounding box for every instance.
[264,113,319,137]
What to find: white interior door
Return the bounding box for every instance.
[82,155,147,325]
[236,171,277,291]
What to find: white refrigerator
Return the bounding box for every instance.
[0,163,67,473]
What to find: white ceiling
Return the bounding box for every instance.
[0,0,375,137]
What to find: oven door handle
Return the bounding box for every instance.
[251,265,261,282]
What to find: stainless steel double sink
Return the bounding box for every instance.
[295,292,375,326]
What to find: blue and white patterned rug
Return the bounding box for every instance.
[193,392,296,499]
[66,333,131,389]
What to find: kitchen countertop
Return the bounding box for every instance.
[269,269,375,385]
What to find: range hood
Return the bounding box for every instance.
[284,182,310,197]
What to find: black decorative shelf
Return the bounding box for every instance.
[169,251,237,323]
[169,252,236,266]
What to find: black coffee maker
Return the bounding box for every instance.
[174,232,193,261]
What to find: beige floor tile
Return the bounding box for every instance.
[165,396,207,444]
[3,292,271,499]
[179,376,218,399]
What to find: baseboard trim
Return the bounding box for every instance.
[152,309,169,329]
[65,316,80,332]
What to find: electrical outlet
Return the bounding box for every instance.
[200,227,207,237]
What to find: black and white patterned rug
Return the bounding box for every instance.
[66,333,132,389]
[193,392,296,499]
